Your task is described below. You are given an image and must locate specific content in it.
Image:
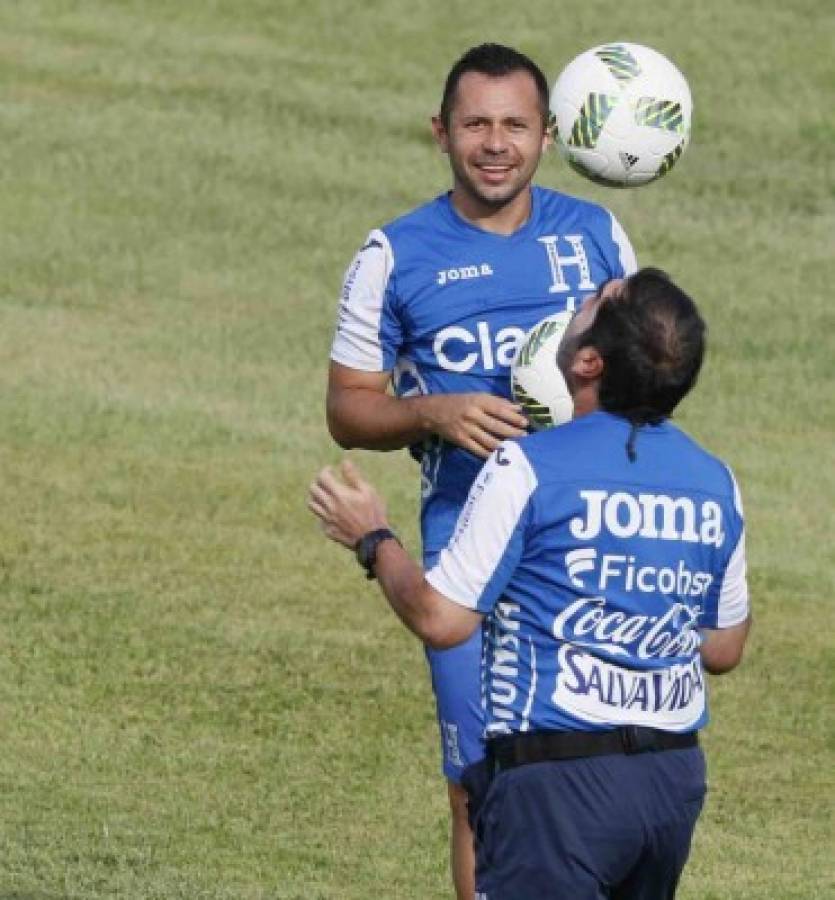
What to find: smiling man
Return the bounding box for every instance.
[432,66,549,230]
[326,44,636,897]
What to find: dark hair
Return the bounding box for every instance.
[579,268,706,424]
[440,43,550,129]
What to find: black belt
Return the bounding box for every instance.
[488,726,698,773]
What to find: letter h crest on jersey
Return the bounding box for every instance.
[538,235,596,294]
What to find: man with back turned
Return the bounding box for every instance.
[312,268,751,898]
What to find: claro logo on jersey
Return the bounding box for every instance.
[570,489,725,548]
[432,236,599,371]
[433,321,526,373]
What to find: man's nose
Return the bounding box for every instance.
[482,124,509,153]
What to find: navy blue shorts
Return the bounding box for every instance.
[473,747,706,899]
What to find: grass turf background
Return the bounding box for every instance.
[0,1,832,897]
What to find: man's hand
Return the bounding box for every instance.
[600,278,625,300]
[419,392,528,459]
[307,458,483,650]
[307,460,388,549]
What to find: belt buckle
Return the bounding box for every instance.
[620,725,653,754]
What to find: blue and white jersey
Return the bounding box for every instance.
[426,413,749,737]
[331,186,637,558]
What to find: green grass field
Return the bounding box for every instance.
[0,1,832,897]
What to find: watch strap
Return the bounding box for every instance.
[355,528,400,580]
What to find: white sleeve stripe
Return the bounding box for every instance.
[717,466,749,627]
[610,213,638,276]
[330,229,393,371]
[425,568,482,610]
[329,346,387,372]
[717,525,749,627]
[426,442,537,610]
[729,466,744,516]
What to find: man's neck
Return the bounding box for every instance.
[571,389,600,420]
[449,187,533,236]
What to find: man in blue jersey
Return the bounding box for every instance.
[327,42,637,897]
[313,269,751,898]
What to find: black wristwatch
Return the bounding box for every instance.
[355,528,401,580]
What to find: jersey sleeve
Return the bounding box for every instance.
[608,211,638,277]
[702,468,750,629]
[426,441,537,615]
[330,229,402,372]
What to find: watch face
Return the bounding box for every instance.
[356,529,396,576]
[358,534,375,569]
[356,531,378,571]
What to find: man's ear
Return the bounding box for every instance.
[431,115,449,153]
[570,347,604,382]
[541,119,553,154]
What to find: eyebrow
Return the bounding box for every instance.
[458,112,538,123]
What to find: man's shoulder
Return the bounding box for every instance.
[379,193,451,240]
[660,423,739,496]
[517,414,736,493]
[533,186,636,273]
[533,184,614,223]
[510,416,602,477]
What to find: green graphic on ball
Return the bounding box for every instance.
[568,93,619,149]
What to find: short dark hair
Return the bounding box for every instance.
[440,43,550,129]
[579,269,706,424]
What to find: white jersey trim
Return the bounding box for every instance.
[426,441,537,611]
[330,228,394,372]
[610,213,638,276]
[716,467,749,627]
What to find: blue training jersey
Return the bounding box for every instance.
[331,187,636,558]
[426,413,750,737]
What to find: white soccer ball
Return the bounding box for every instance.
[511,311,574,430]
[550,42,692,187]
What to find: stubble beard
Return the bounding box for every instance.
[450,154,539,215]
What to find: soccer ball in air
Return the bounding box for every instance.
[550,43,692,187]
[511,311,574,430]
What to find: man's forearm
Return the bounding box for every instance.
[326,361,528,458]
[373,539,437,636]
[372,539,482,650]
[327,387,437,451]
[307,461,485,650]
[700,616,751,674]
